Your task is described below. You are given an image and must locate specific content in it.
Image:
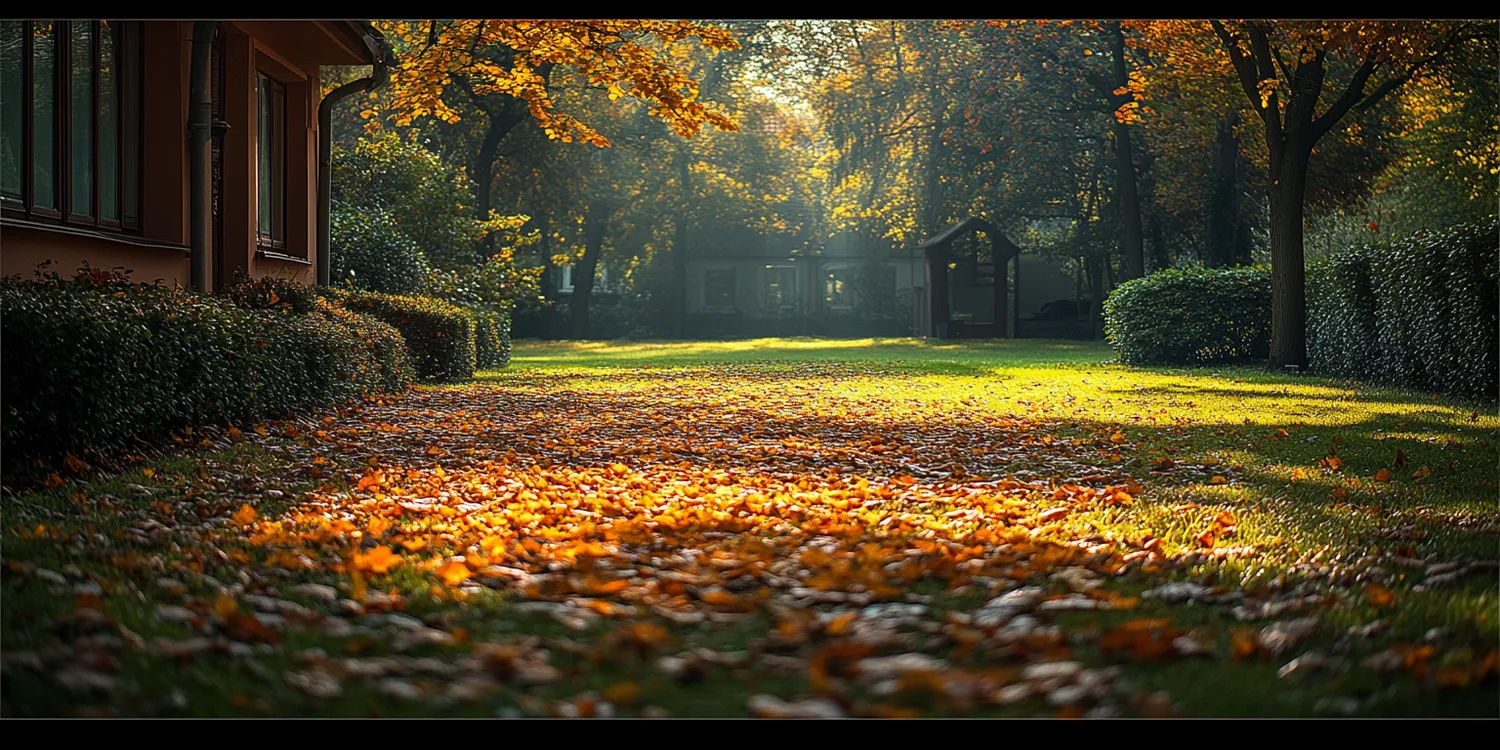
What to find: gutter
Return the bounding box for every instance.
[188,21,218,292]
[316,21,391,286]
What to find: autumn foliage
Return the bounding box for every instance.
[374,20,740,146]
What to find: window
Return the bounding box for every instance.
[704,267,737,308]
[764,265,797,309]
[823,266,851,308]
[558,264,609,293]
[256,72,286,248]
[0,21,141,227]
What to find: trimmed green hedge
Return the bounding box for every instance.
[1,273,412,481]
[1104,266,1272,365]
[1309,218,1498,401]
[323,288,476,381]
[473,309,512,370]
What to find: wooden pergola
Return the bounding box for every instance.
[919,217,1022,339]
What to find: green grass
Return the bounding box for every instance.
[4,337,1496,717]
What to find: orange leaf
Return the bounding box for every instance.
[1364,582,1398,609]
[213,593,239,620]
[355,546,401,574]
[1374,469,1393,482]
[434,559,471,587]
[232,504,258,526]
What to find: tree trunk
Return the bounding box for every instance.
[671,152,691,338]
[1268,146,1312,369]
[472,102,525,255]
[672,217,688,338]
[1205,113,1242,268]
[1148,213,1167,273]
[1107,23,1145,280]
[570,200,609,339]
[537,215,555,339]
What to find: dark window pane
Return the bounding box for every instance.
[705,268,736,307]
[120,22,137,224]
[99,21,116,221]
[765,266,796,308]
[32,22,54,210]
[69,21,92,217]
[1,22,21,200]
[257,74,271,238]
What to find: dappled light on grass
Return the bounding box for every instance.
[3,339,1496,717]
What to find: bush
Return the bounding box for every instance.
[1309,218,1498,401]
[473,309,513,369]
[0,272,411,481]
[323,288,476,381]
[1104,266,1272,365]
[329,203,430,294]
[225,273,318,313]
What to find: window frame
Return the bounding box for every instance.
[0,20,141,232]
[763,264,797,309]
[823,264,852,310]
[255,70,287,251]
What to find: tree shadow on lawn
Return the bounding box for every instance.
[391,376,1499,564]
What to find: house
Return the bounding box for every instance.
[1,20,385,289]
[546,224,1089,339]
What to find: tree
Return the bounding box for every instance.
[1185,20,1486,368]
[369,20,741,252]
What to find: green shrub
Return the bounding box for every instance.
[225,273,318,313]
[0,273,411,481]
[1104,266,1272,365]
[323,288,476,381]
[473,308,513,369]
[1309,218,1497,401]
[329,202,430,294]
[312,298,414,395]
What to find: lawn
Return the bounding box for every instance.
[3,337,1496,717]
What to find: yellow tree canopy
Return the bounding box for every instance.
[375,19,741,147]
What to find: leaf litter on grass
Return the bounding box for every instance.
[3,357,1497,717]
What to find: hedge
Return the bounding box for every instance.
[1,272,412,481]
[322,288,476,381]
[1309,218,1498,401]
[1103,266,1272,365]
[473,308,512,369]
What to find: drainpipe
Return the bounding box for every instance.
[316,22,390,286]
[188,21,217,292]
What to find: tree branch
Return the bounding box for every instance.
[1211,21,1282,145]
[1309,52,1379,138]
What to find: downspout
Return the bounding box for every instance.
[188,21,217,292]
[316,22,390,286]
